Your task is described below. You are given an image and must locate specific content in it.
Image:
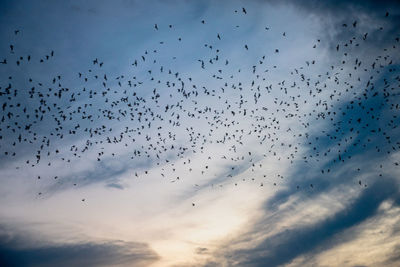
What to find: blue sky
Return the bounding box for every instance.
[0,0,400,266]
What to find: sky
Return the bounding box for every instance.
[0,0,399,266]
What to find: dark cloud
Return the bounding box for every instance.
[0,226,159,267]
[220,177,400,267]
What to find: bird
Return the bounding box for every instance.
[0,6,398,206]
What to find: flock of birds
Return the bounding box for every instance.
[0,8,399,203]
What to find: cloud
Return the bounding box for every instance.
[0,225,159,267]
[266,0,400,19]
[268,0,400,50]
[106,182,125,190]
[216,177,400,267]
[384,244,400,266]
